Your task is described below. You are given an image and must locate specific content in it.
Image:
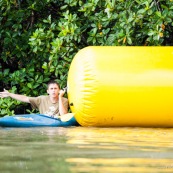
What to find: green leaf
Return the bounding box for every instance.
[156,11,162,17]
[138,9,146,14]
[148,30,155,36]
[27,83,32,89]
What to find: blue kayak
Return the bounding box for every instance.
[0,114,79,127]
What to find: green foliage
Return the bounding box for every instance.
[0,0,173,116]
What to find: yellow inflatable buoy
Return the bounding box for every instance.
[67,46,173,127]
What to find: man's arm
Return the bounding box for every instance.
[0,89,30,103]
[58,90,68,115]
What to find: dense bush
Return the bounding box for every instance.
[0,0,173,115]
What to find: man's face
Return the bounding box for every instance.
[47,84,60,98]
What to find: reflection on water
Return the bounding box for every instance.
[66,127,173,173]
[0,127,173,173]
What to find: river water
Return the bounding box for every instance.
[0,127,173,173]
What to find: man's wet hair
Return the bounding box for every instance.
[47,80,60,89]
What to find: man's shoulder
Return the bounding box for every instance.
[29,95,48,102]
[62,97,68,100]
[39,95,49,98]
[38,95,49,100]
[29,95,48,99]
[62,97,68,102]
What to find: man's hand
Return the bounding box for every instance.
[58,88,68,115]
[0,89,10,98]
[59,89,65,98]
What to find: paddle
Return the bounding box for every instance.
[58,113,75,122]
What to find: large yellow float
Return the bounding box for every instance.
[67,46,173,127]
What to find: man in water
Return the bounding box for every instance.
[0,81,68,118]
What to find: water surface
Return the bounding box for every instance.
[0,127,173,173]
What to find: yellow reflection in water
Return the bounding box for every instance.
[66,158,173,173]
[65,127,173,173]
[66,127,173,149]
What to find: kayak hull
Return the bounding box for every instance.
[0,114,79,127]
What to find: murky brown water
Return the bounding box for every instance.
[0,127,173,173]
